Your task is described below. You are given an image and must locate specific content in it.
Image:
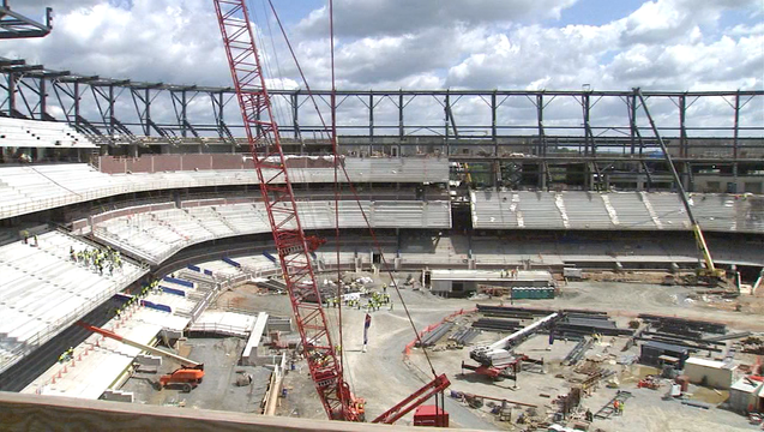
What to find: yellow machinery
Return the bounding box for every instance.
[635,89,726,286]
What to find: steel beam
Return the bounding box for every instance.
[0,2,52,39]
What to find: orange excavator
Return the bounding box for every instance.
[78,322,204,393]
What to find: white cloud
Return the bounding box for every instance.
[3,0,229,86]
[297,0,578,38]
[0,0,759,135]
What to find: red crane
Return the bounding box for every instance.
[212,0,449,424]
[212,0,354,420]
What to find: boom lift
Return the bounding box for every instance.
[634,89,727,286]
[469,313,559,372]
[212,0,449,424]
[78,322,205,392]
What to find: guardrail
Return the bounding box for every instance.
[188,322,250,336]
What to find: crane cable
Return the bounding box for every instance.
[328,0,346,377]
[265,0,439,379]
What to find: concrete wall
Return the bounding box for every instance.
[0,391,456,431]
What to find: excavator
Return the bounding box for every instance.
[212,0,450,425]
[634,89,728,288]
[78,322,204,393]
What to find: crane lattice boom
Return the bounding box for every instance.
[212,0,357,421]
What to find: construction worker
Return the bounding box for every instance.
[619,401,624,415]
[613,400,620,415]
[33,234,38,247]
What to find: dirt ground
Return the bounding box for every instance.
[121,337,271,413]
[208,275,764,431]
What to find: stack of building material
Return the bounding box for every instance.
[563,339,594,366]
[476,304,550,318]
[471,318,522,332]
[448,328,480,346]
[636,314,727,353]
[555,315,633,337]
[638,314,727,335]
[416,322,454,348]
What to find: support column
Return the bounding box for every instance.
[398,93,404,141]
[629,94,637,155]
[582,93,592,157]
[7,72,15,116]
[144,88,151,136]
[733,91,740,191]
[108,85,115,137]
[73,82,81,125]
[368,93,374,156]
[444,91,451,156]
[39,77,47,119]
[679,94,687,158]
[291,93,300,138]
[180,90,188,138]
[536,94,545,157]
[491,91,498,156]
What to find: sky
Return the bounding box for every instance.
[2,0,763,135]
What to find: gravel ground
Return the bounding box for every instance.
[210,276,764,431]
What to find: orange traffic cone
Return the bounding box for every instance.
[78,353,82,361]
[62,365,67,374]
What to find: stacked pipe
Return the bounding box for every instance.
[416,322,455,348]
[449,328,480,345]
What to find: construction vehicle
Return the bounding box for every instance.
[464,313,557,382]
[635,89,727,287]
[212,0,449,425]
[79,322,204,393]
[470,313,559,369]
[461,357,524,381]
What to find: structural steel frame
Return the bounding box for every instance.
[0,59,761,161]
[0,1,52,39]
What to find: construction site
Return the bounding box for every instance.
[0,1,763,431]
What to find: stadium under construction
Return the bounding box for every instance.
[0,1,763,432]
